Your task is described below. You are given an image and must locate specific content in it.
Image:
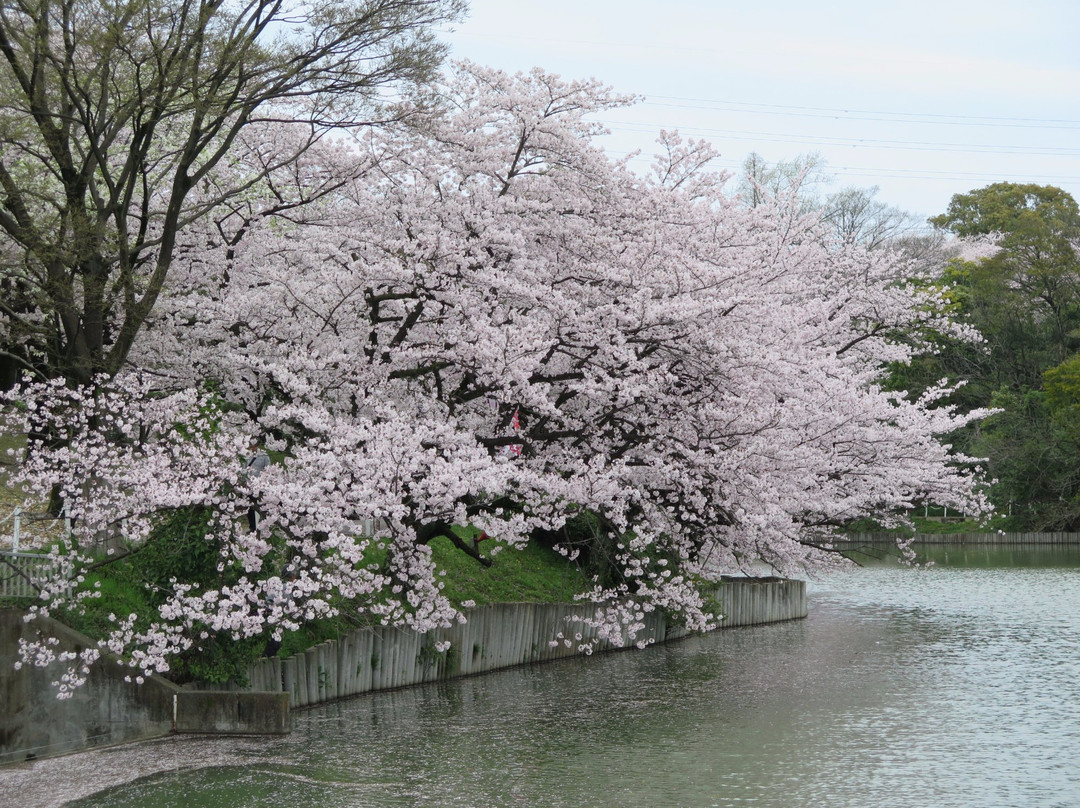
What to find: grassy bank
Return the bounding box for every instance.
[0,429,25,518]
[1,420,594,684]
[429,535,589,605]
[2,514,591,685]
[846,515,1007,536]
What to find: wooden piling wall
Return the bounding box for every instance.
[242,577,806,707]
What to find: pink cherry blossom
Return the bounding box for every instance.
[4,62,990,692]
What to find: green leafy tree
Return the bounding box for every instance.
[931,183,1080,367]
[978,388,1080,530]
[930,182,1080,240]
[930,182,1080,527]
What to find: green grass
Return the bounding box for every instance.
[0,427,26,516]
[846,514,1008,535]
[908,516,990,534]
[3,523,592,683]
[429,535,590,606]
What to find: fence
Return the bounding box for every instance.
[841,532,1080,544]
[0,551,59,599]
[232,577,807,708]
[0,504,76,599]
[1,506,72,553]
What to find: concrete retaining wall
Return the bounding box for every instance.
[0,610,288,765]
[0,609,178,765]
[174,691,289,735]
[843,532,1080,544]
[1,577,804,763]
[239,577,807,708]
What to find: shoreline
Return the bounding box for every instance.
[837,532,1080,545]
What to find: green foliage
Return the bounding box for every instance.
[932,184,1080,380]
[878,263,985,411]
[909,515,1002,534]
[276,614,361,661]
[530,508,652,590]
[179,635,266,686]
[930,182,1080,241]
[58,573,149,639]
[133,507,223,599]
[1043,355,1080,413]
[976,389,1080,530]
[842,513,1006,536]
[917,183,1080,529]
[55,506,270,685]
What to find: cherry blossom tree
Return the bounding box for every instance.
[4,62,992,691]
[0,0,464,388]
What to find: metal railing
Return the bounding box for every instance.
[0,508,387,600]
[0,550,60,598]
[2,505,72,554]
[1,505,72,598]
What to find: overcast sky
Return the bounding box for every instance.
[439,0,1080,222]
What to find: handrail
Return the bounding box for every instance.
[0,550,55,598]
[1,504,71,553]
[0,505,20,552]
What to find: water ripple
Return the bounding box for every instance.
[5,547,1080,807]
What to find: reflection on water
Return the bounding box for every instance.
[7,546,1080,808]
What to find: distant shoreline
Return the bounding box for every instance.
[838,532,1080,544]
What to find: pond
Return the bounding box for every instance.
[6,543,1080,808]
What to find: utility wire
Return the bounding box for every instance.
[605,149,1080,185]
[597,121,1080,157]
[640,96,1080,129]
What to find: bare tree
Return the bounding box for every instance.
[733,156,921,254]
[0,0,463,387]
[735,151,830,213]
[821,185,920,249]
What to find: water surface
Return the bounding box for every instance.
[6,544,1080,808]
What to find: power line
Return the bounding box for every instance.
[641,96,1080,129]
[598,121,1080,158]
[605,149,1080,185]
